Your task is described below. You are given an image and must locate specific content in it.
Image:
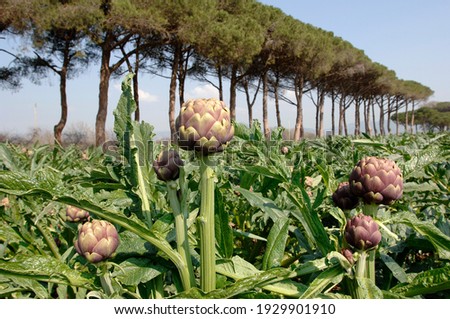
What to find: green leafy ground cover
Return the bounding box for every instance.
[0,77,449,299]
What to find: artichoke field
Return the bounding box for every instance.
[0,75,449,299]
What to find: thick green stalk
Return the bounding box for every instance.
[167,181,196,290]
[132,138,152,228]
[353,250,368,299]
[99,263,114,296]
[367,249,376,283]
[198,157,216,292]
[35,220,61,260]
[362,203,378,285]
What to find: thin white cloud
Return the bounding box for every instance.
[187,84,220,100]
[138,89,158,103]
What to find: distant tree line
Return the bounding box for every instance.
[0,0,435,145]
[391,102,450,133]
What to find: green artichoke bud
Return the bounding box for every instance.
[176,98,234,154]
[66,205,90,222]
[344,214,381,251]
[349,156,403,205]
[332,182,359,210]
[153,150,183,182]
[75,220,119,263]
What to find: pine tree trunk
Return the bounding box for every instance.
[404,100,409,133]
[364,98,372,136]
[133,72,140,122]
[317,90,325,137]
[331,92,336,136]
[229,65,238,122]
[262,71,270,139]
[169,44,181,142]
[410,100,415,134]
[54,67,68,145]
[217,65,223,101]
[133,39,140,122]
[274,76,281,128]
[339,94,345,135]
[96,45,111,147]
[395,97,400,135]
[372,100,378,136]
[343,108,348,136]
[243,79,253,127]
[178,48,190,107]
[354,98,360,136]
[387,96,392,135]
[293,75,304,141]
[379,98,385,136]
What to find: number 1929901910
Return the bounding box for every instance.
[256,303,336,315]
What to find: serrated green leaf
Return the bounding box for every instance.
[235,186,288,221]
[0,143,19,171]
[299,265,344,299]
[354,277,384,299]
[390,265,450,297]
[380,253,408,284]
[0,221,23,244]
[282,184,332,256]
[113,257,166,286]
[176,266,293,299]
[262,217,289,270]
[0,255,94,289]
[114,231,153,256]
[390,212,450,259]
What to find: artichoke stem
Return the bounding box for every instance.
[133,135,152,228]
[99,263,114,296]
[167,181,195,290]
[354,250,367,299]
[198,158,216,292]
[367,249,376,283]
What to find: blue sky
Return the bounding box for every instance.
[1,0,449,138]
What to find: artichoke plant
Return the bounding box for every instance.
[344,214,381,251]
[349,156,403,205]
[66,205,90,222]
[153,150,183,182]
[176,98,234,154]
[332,182,359,210]
[75,220,119,263]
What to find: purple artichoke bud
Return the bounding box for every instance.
[176,98,234,154]
[74,220,119,263]
[152,150,183,182]
[349,157,403,205]
[344,214,381,251]
[341,248,355,265]
[332,182,359,210]
[66,205,90,222]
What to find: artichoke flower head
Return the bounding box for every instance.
[153,149,183,182]
[75,220,119,263]
[176,98,234,154]
[349,156,403,205]
[332,181,359,210]
[66,205,90,223]
[345,214,381,251]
